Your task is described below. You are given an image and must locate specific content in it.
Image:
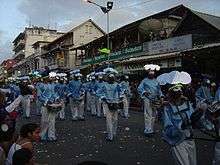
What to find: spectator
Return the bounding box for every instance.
[12,148,34,165]
[0,91,22,165]
[6,123,40,165]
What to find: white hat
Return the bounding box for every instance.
[103,68,118,74]
[108,73,115,78]
[75,73,83,77]
[17,76,30,81]
[56,73,67,77]
[49,72,57,78]
[144,64,160,71]
[70,69,80,75]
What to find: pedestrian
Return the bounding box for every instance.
[0,91,23,165]
[120,75,132,119]
[12,148,34,165]
[6,123,40,165]
[138,64,163,136]
[68,70,85,121]
[0,110,15,165]
[19,77,33,118]
[101,68,123,141]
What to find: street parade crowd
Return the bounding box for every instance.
[0,64,220,165]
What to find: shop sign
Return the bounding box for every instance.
[82,44,143,65]
[143,34,192,55]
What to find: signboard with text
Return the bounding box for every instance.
[143,34,192,55]
[82,34,192,66]
[82,44,143,65]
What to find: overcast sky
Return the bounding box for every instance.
[0,0,220,63]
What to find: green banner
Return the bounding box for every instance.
[82,44,143,65]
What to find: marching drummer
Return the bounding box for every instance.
[137,64,163,137]
[95,72,106,118]
[67,70,85,121]
[120,75,132,119]
[195,78,213,106]
[55,73,68,120]
[161,71,197,165]
[212,84,220,165]
[215,84,220,102]
[100,68,123,141]
[87,73,97,116]
[39,73,60,141]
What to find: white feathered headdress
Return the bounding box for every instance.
[103,68,118,74]
[144,64,160,71]
[70,69,80,75]
[49,72,57,78]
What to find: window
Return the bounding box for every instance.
[85,25,89,33]
[89,25,93,34]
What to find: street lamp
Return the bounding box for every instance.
[84,0,113,65]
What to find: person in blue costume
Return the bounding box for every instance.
[212,84,220,165]
[163,83,197,165]
[100,69,123,141]
[68,71,85,121]
[195,79,214,130]
[35,78,44,116]
[87,74,97,116]
[55,77,67,120]
[138,64,163,136]
[39,75,60,141]
[95,73,106,117]
[214,85,220,102]
[8,81,20,102]
[195,79,213,106]
[84,76,91,113]
[120,75,132,119]
[19,77,33,119]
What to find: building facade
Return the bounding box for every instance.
[12,26,64,75]
[74,5,220,77]
[40,19,105,71]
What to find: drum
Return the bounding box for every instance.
[150,99,162,109]
[47,103,62,113]
[106,102,123,111]
[207,101,220,119]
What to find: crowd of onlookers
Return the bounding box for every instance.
[0,70,219,165]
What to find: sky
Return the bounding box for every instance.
[0,0,220,63]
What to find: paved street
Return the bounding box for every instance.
[17,107,215,165]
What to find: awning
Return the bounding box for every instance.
[13,59,27,68]
[120,52,181,64]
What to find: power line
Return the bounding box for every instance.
[113,0,157,11]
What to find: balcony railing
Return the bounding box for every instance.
[13,39,25,51]
[13,49,25,60]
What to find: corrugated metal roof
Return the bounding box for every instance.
[192,10,220,30]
